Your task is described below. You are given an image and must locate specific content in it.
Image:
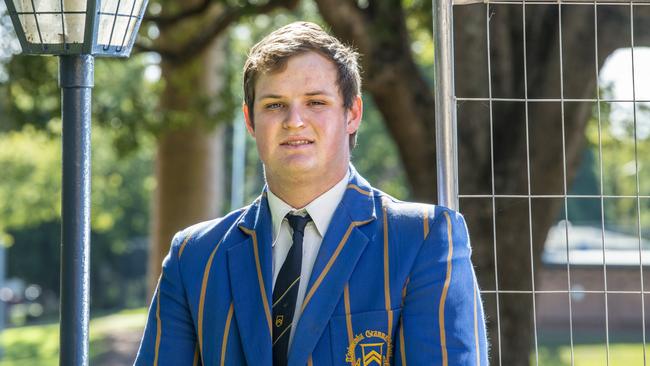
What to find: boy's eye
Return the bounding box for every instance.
[309,100,326,106]
[265,103,283,110]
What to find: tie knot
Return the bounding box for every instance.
[286,213,311,235]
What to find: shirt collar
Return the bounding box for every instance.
[266,169,350,245]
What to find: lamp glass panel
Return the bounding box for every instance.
[63,13,86,43]
[97,14,132,46]
[122,12,137,44]
[100,0,143,16]
[121,0,143,15]
[97,0,144,47]
[14,0,87,45]
[22,0,87,12]
[33,14,63,43]
[97,14,112,45]
[18,13,86,44]
[19,13,42,43]
[62,0,86,11]
[13,0,34,13]
[32,0,61,12]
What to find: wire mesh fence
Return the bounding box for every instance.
[446,0,650,364]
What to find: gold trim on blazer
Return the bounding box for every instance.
[198,239,224,360]
[382,203,393,337]
[240,226,273,334]
[474,284,480,366]
[439,211,454,366]
[399,275,410,366]
[154,278,162,366]
[347,183,372,196]
[221,302,234,366]
[192,345,200,366]
[300,219,373,312]
[423,208,430,239]
[344,284,353,344]
[178,229,196,259]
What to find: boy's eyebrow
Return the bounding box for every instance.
[258,94,283,100]
[304,90,333,97]
[258,90,334,100]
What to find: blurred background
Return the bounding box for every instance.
[0,0,649,365]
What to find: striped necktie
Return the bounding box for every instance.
[272,213,311,365]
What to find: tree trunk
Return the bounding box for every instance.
[315,0,438,202]
[316,1,650,364]
[147,33,227,294]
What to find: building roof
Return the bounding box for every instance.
[542,220,650,266]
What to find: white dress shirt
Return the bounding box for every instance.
[267,170,350,347]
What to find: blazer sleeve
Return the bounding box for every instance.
[134,231,200,366]
[395,209,488,366]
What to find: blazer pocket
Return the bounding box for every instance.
[329,308,402,366]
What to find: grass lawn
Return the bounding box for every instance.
[1,310,647,365]
[536,343,647,366]
[0,307,147,366]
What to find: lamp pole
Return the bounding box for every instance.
[59,54,93,365]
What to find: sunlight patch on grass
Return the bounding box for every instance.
[0,308,147,366]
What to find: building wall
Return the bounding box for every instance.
[536,265,650,336]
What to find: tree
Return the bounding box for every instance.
[313,1,650,364]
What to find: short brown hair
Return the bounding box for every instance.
[243,21,362,148]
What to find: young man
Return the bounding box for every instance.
[135,21,488,366]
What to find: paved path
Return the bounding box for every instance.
[93,328,142,366]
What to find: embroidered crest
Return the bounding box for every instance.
[346,330,392,366]
[275,315,284,327]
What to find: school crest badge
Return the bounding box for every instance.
[346,330,392,366]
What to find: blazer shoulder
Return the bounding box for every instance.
[371,190,432,247]
[171,206,248,260]
[374,190,468,240]
[380,188,465,218]
[427,205,468,234]
[424,205,472,257]
[374,190,435,223]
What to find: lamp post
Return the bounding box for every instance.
[2,0,148,364]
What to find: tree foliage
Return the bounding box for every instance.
[0,122,155,311]
[577,92,650,235]
[0,52,160,240]
[0,4,162,314]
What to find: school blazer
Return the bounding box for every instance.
[135,167,488,366]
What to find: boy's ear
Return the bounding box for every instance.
[242,103,255,137]
[346,96,363,134]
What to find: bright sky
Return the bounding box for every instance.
[598,47,650,139]
[600,47,650,100]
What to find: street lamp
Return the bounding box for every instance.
[2,0,148,364]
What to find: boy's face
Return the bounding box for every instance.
[243,51,362,189]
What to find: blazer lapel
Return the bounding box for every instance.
[227,193,274,365]
[288,167,377,366]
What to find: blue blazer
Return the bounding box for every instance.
[135,167,488,365]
